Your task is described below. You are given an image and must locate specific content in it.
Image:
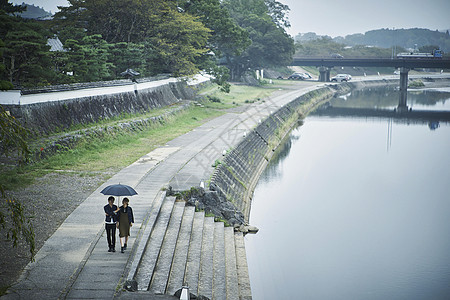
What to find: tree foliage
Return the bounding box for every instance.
[0,0,26,15]
[64,34,113,82]
[295,36,404,58]
[264,0,291,28]
[0,39,14,90]
[144,9,211,76]
[331,28,450,53]
[0,2,53,87]
[53,0,212,77]
[0,1,35,260]
[108,42,145,78]
[1,0,298,88]
[223,0,295,79]
[0,105,35,260]
[178,0,250,58]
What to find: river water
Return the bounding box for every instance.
[245,86,450,300]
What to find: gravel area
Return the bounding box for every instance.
[0,171,111,289]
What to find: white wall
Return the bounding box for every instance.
[0,90,21,105]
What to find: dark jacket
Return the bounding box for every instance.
[119,206,134,224]
[104,204,118,223]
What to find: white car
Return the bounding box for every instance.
[331,74,351,82]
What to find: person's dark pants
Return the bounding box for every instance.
[106,223,116,249]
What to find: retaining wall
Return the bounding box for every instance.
[5,81,195,135]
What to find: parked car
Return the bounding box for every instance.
[331,53,344,59]
[302,72,312,79]
[288,72,310,80]
[331,74,351,82]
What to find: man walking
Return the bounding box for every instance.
[104,196,118,252]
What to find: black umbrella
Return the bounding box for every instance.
[100,184,138,197]
[120,68,140,77]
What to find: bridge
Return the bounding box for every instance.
[291,57,450,111]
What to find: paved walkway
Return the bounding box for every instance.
[3,80,325,300]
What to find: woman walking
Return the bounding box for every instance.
[117,198,134,253]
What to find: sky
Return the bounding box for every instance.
[11,0,450,37]
[279,0,450,37]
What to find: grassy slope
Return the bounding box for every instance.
[1,82,284,190]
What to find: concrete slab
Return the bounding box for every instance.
[66,288,115,299]
[116,291,177,300]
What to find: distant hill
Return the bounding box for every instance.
[296,28,450,52]
[17,3,52,19]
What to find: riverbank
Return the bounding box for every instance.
[2,74,448,297]
[1,78,327,299]
[0,79,318,293]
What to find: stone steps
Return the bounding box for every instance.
[224,227,239,300]
[166,206,195,295]
[183,211,205,295]
[212,222,226,300]
[126,195,252,299]
[150,201,186,294]
[134,196,176,289]
[235,232,252,300]
[198,216,215,298]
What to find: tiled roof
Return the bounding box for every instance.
[47,37,66,52]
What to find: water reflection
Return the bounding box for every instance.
[246,86,450,300]
[331,86,450,110]
[258,121,302,184]
[312,87,450,131]
[428,121,440,130]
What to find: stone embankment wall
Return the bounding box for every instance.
[7,81,194,135]
[209,86,336,222]
[34,102,190,161]
[209,79,401,222]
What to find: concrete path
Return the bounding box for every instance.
[3,80,324,300]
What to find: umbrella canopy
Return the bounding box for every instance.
[100,184,138,197]
[120,68,140,77]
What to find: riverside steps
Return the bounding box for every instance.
[3,76,410,300]
[119,192,252,300]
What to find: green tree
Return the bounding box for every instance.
[54,0,212,77]
[145,10,211,76]
[339,28,450,53]
[0,39,14,90]
[178,0,250,58]
[209,64,231,93]
[0,105,35,260]
[295,36,345,57]
[3,25,52,86]
[57,0,147,43]
[295,37,401,58]
[109,42,145,78]
[264,0,291,28]
[64,34,113,82]
[0,0,26,15]
[177,0,250,91]
[223,0,295,79]
[0,1,54,87]
[418,45,441,53]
